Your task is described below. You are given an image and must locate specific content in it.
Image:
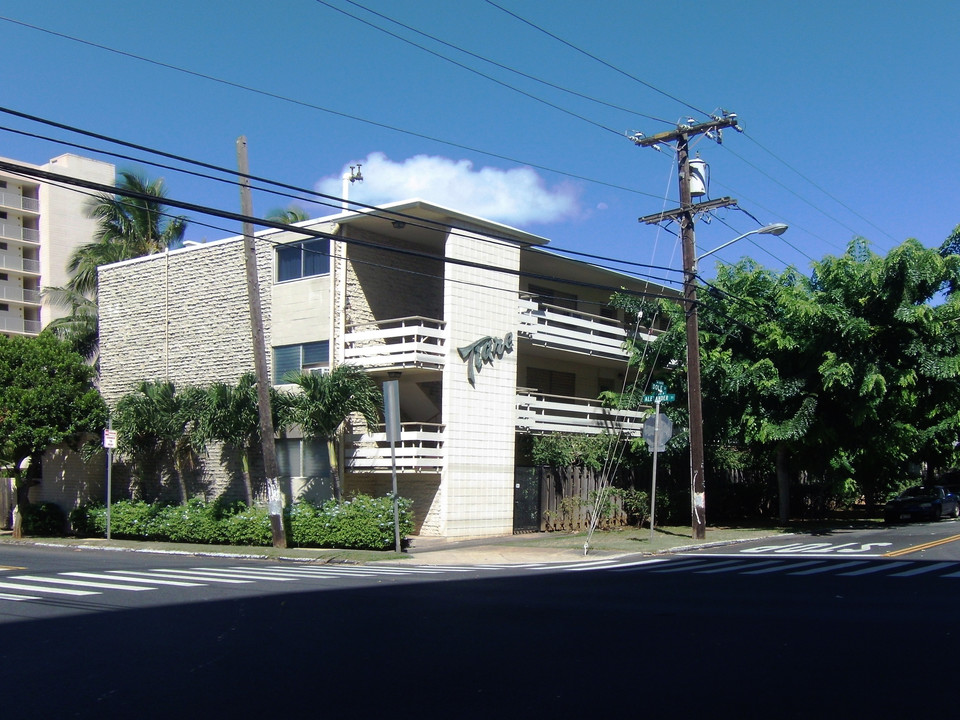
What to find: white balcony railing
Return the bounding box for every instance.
[346,422,445,473]
[343,316,446,370]
[0,221,39,245]
[518,297,660,360]
[0,191,39,213]
[0,254,40,274]
[516,390,649,437]
[0,286,41,304]
[0,316,42,335]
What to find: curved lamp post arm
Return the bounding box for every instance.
[696,223,788,268]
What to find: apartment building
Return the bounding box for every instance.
[96,200,672,538]
[0,154,115,336]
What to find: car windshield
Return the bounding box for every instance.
[900,487,935,499]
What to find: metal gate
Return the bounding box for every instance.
[513,467,541,533]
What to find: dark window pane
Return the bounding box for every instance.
[301,239,329,277]
[302,341,329,367]
[273,345,302,384]
[277,245,302,282]
[302,438,331,479]
[276,439,301,478]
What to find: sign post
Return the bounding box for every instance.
[103,421,117,540]
[383,379,402,553]
[642,384,674,542]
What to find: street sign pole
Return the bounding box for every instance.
[104,418,114,540]
[650,400,660,542]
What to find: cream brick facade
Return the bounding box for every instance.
[92,200,671,538]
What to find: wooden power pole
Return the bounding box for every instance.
[237,136,287,548]
[635,113,740,540]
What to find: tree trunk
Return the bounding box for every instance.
[241,449,253,506]
[776,443,790,525]
[327,437,342,502]
[11,473,30,539]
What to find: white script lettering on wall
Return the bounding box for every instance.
[457,332,514,385]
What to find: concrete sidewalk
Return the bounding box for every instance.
[0,526,782,566]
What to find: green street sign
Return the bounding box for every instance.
[642,393,676,404]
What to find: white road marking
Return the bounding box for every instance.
[0,580,96,596]
[888,562,959,577]
[10,575,155,591]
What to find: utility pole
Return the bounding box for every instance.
[237,136,287,548]
[635,113,740,540]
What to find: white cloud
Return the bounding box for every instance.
[316,152,580,226]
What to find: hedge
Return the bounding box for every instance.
[70,494,413,551]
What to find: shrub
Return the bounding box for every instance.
[70,493,413,550]
[21,502,67,536]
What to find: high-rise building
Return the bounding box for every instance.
[0,153,115,336]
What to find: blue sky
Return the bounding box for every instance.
[2,0,958,290]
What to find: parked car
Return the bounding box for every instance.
[883,485,960,523]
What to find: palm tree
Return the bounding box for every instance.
[41,286,99,363]
[197,373,291,505]
[288,365,381,502]
[44,171,188,364]
[266,205,310,224]
[68,170,187,297]
[113,381,207,504]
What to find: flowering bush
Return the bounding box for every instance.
[70,493,413,550]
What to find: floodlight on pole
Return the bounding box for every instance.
[696,223,789,266]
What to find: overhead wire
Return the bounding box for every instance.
[0,15,657,200]
[324,0,673,126]
[1,158,682,306]
[313,0,639,136]
[0,107,685,285]
[482,0,711,119]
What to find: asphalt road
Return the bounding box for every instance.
[2,523,957,718]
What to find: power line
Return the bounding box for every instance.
[312,0,629,136]
[0,15,662,200]
[2,158,681,304]
[482,0,711,119]
[324,0,673,126]
[0,107,686,282]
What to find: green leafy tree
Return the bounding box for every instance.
[45,170,188,363]
[69,170,187,296]
[266,205,310,224]
[112,381,207,505]
[287,366,381,502]
[613,235,960,523]
[197,373,291,506]
[0,333,106,537]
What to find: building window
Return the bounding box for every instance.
[526,367,576,397]
[276,239,329,282]
[529,284,578,312]
[0,242,7,250]
[0,304,8,312]
[273,340,329,383]
[276,437,330,479]
[0,273,7,281]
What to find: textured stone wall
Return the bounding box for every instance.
[343,228,444,327]
[98,237,272,500]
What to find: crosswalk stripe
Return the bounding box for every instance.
[0,592,37,601]
[140,570,252,584]
[0,580,96,596]
[655,559,741,574]
[888,561,958,577]
[180,568,297,581]
[695,560,777,574]
[87,571,205,587]
[786,560,869,575]
[838,561,914,576]
[10,575,155,591]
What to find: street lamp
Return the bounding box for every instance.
[684,221,788,540]
[696,223,789,267]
